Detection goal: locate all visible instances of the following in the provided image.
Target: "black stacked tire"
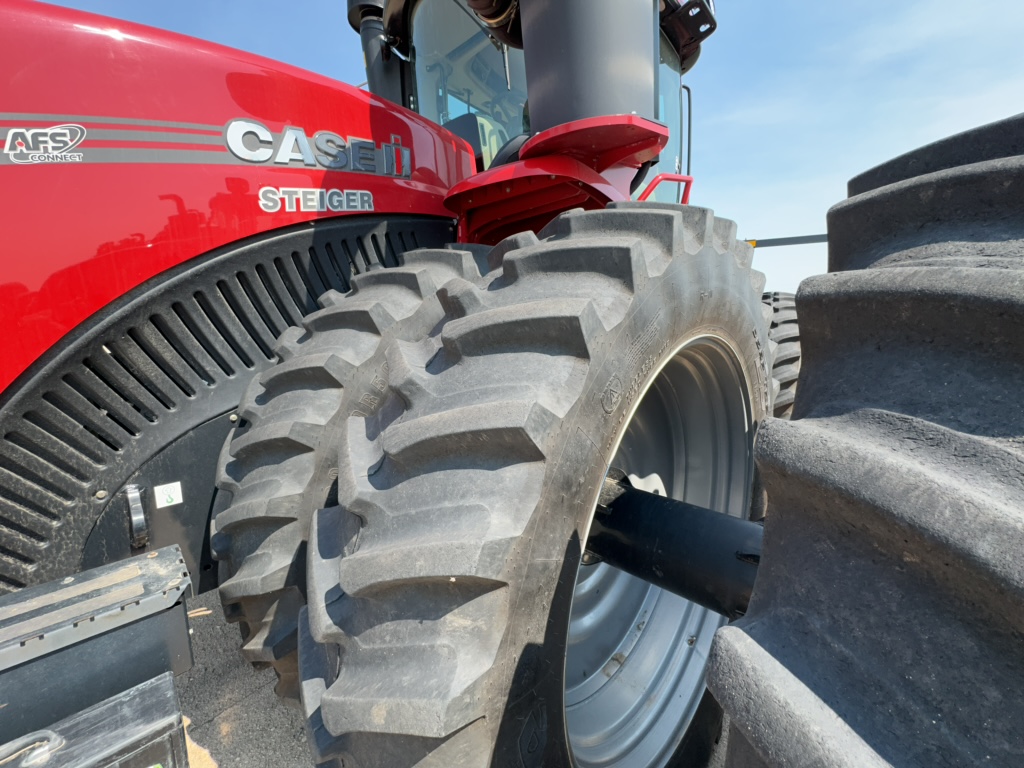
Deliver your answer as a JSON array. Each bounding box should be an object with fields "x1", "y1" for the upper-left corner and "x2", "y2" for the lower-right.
[
  {"x1": 297, "y1": 203, "x2": 775, "y2": 767},
  {"x1": 213, "y1": 246, "x2": 491, "y2": 699},
  {"x1": 760, "y1": 292, "x2": 800, "y2": 418},
  {"x1": 707, "y1": 113, "x2": 1024, "y2": 765}
]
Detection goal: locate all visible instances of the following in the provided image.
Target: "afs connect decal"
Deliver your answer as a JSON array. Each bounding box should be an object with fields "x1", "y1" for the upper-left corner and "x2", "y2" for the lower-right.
[
  {"x1": 224, "y1": 119, "x2": 412, "y2": 178},
  {"x1": 0, "y1": 115, "x2": 414, "y2": 183},
  {"x1": 4, "y1": 124, "x2": 86, "y2": 163}
]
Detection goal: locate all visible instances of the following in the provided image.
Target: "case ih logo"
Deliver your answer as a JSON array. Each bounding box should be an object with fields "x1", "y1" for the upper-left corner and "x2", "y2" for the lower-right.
[
  {"x1": 225, "y1": 118, "x2": 411, "y2": 178},
  {"x1": 4, "y1": 124, "x2": 86, "y2": 164}
]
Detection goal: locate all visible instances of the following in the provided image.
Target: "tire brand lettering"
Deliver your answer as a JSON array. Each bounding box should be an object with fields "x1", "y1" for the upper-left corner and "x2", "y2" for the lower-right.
[
  {"x1": 601, "y1": 376, "x2": 623, "y2": 414},
  {"x1": 518, "y1": 703, "x2": 547, "y2": 768},
  {"x1": 351, "y1": 361, "x2": 390, "y2": 418},
  {"x1": 225, "y1": 118, "x2": 412, "y2": 178},
  {"x1": 752, "y1": 329, "x2": 771, "y2": 413},
  {"x1": 601, "y1": 312, "x2": 668, "y2": 451},
  {"x1": 604, "y1": 338, "x2": 671, "y2": 453},
  {"x1": 625, "y1": 311, "x2": 663, "y2": 373},
  {"x1": 4, "y1": 124, "x2": 86, "y2": 164},
  {"x1": 258, "y1": 186, "x2": 373, "y2": 213}
]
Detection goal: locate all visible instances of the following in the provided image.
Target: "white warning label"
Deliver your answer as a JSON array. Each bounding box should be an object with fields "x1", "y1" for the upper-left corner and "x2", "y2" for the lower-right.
[{"x1": 154, "y1": 481, "x2": 184, "y2": 509}]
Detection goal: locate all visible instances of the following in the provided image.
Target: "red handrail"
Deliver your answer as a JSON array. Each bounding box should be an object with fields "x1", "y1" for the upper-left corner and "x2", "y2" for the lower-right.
[{"x1": 638, "y1": 173, "x2": 693, "y2": 204}]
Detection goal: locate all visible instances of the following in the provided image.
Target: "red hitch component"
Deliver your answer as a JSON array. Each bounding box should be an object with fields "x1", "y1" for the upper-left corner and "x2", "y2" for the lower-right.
[
  {"x1": 446, "y1": 116, "x2": 669, "y2": 244},
  {"x1": 638, "y1": 173, "x2": 694, "y2": 204}
]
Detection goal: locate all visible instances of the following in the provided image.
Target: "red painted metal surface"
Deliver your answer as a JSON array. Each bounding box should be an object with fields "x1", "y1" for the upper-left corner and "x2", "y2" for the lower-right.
[
  {"x1": 0, "y1": 1, "x2": 474, "y2": 394},
  {"x1": 446, "y1": 156, "x2": 625, "y2": 244},
  {"x1": 519, "y1": 115, "x2": 668, "y2": 172},
  {"x1": 446, "y1": 115, "x2": 668, "y2": 244},
  {"x1": 638, "y1": 173, "x2": 694, "y2": 204}
]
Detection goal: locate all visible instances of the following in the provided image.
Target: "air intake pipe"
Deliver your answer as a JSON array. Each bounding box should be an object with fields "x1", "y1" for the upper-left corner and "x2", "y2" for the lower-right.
[
  {"x1": 348, "y1": 0, "x2": 403, "y2": 105},
  {"x1": 518, "y1": 0, "x2": 657, "y2": 134}
]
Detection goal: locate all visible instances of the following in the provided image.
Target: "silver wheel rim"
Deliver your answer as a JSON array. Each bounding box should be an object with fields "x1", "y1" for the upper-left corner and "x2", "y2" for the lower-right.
[{"x1": 564, "y1": 337, "x2": 755, "y2": 767}]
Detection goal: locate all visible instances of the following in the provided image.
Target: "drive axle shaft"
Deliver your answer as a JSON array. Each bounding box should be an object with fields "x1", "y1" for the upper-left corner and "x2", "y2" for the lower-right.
[{"x1": 585, "y1": 474, "x2": 763, "y2": 620}]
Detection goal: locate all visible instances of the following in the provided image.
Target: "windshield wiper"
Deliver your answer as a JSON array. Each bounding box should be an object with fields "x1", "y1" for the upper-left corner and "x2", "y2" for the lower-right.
[{"x1": 502, "y1": 43, "x2": 511, "y2": 91}]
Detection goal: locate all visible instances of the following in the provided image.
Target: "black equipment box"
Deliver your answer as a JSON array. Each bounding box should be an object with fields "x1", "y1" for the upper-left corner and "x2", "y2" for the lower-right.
[{"x1": 0, "y1": 546, "x2": 193, "y2": 766}]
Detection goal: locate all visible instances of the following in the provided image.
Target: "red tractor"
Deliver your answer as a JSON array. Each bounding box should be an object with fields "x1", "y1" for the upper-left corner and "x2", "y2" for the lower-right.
[{"x1": 1, "y1": 0, "x2": 1021, "y2": 766}]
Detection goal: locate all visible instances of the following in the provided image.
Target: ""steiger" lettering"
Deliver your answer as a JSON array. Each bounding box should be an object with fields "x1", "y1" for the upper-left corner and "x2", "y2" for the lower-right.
[{"x1": 258, "y1": 186, "x2": 374, "y2": 213}]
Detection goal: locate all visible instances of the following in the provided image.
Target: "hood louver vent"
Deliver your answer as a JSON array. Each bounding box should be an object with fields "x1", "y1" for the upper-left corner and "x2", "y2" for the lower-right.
[{"x1": 0, "y1": 217, "x2": 452, "y2": 590}]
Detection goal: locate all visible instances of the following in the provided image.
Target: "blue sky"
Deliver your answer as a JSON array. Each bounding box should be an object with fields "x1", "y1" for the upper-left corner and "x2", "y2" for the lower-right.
[{"x1": 48, "y1": 0, "x2": 1024, "y2": 292}]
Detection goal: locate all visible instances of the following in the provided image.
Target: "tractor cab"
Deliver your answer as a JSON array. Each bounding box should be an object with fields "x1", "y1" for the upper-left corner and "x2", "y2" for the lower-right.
[
  {"x1": 407, "y1": 0, "x2": 529, "y2": 169},
  {"x1": 352, "y1": 0, "x2": 715, "y2": 203}
]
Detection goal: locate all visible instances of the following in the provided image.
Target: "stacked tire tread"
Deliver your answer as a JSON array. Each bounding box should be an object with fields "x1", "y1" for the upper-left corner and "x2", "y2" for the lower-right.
[
  {"x1": 760, "y1": 292, "x2": 800, "y2": 418},
  {"x1": 214, "y1": 247, "x2": 489, "y2": 699},
  {"x1": 707, "y1": 115, "x2": 1024, "y2": 766}
]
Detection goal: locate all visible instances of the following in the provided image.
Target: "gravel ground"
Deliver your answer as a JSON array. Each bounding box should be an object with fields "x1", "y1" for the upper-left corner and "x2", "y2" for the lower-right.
[{"x1": 176, "y1": 589, "x2": 314, "y2": 768}]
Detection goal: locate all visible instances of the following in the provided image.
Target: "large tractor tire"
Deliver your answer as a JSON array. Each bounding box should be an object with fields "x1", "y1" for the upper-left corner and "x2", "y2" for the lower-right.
[
  {"x1": 296, "y1": 203, "x2": 776, "y2": 767},
  {"x1": 760, "y1": 292, "x2": 800, "y2": 418},
  {"x1": 213, "y1": 245, "x2": 491, "y2": 699},
  {"x1": 707, "y1": 113, "x2": 1024, "y2": 765}
]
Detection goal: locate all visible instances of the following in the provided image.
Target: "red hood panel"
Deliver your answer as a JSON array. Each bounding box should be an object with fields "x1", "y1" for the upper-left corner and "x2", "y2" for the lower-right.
[{"x1": 0, "y1": 0, "x2": 474, "y2": 393}]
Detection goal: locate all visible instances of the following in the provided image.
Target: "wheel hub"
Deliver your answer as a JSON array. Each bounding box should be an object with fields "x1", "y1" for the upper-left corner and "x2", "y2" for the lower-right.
[{"x1": 563, "y1": 338, "x2": 756, "y2": 767}]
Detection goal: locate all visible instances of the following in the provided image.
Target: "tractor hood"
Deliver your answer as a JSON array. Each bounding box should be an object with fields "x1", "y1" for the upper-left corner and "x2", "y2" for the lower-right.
[{"x1": 0, "y1": 0, "x2": 474, "y2": 392}]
